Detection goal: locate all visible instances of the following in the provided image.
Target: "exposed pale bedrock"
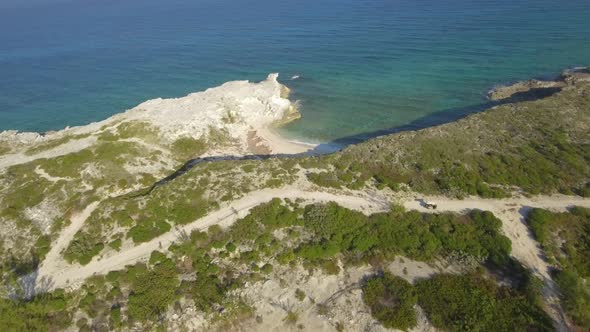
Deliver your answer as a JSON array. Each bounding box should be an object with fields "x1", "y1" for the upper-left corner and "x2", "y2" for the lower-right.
[
  {"x1": 117, "y1": 73, "x2": 306, "y2": 153},
  {"x1": 0, "y1": 74, "x2": 311, "y2": 169}
]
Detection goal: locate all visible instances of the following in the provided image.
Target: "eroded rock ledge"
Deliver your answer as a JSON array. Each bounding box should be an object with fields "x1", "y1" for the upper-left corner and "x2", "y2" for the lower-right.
[{"x1": 487, "y1": 67, "x2": 590, "y2": 101}]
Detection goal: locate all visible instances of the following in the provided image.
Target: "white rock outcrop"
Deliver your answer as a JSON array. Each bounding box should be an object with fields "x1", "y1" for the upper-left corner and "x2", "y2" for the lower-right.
[{"x1": 119, "y1": 73, "x2": 297, "y2": 142}]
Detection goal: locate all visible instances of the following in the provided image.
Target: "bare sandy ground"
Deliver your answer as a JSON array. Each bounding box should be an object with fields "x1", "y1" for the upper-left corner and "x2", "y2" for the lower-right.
[
  {"x1": 38, "y1": 202, "x2": 100, "y2": 288},
  {"x1": 233, "y1": 257, "x2": 448, "y2": 332},
  {"x1": 255, "y1": 126, "x2": 315, "y2": 155}
]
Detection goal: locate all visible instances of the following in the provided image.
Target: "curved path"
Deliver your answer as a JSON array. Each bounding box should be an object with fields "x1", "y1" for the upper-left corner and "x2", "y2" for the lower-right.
[
  {"x1": 38, "y1": 187, "x2": 590, "y2": 331},
  {"x1": 37, "y1": 187, "x2": 390, "y2": 290},
  {"x1": 404, "y1": 194, "x2": 590, "y2": 332}
]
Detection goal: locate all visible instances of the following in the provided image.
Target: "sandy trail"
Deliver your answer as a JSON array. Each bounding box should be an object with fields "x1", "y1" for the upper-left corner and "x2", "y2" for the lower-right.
[
  {"x1": 0, "y1": 136, "x2": 97, "y2": 170},
  {"x1": 37, "y1": 201, "x2": 100, "y2": 289},
  {"x1": 403, "y1": 195, "x2": 590, "y2": 279},
  {"x1": 37, "y1": 188, "x2": 389, "y2": 291},
  {"x1": 38, "y1": 188, "x2": 590, "y2": 330},
  {"x1": 404, "y1": 194, "x2": 590, "y2": 332}
]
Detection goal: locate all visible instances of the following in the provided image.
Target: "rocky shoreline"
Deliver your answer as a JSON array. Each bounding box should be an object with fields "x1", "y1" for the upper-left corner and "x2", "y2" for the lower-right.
[
  {"x1": 487, "y1": 67, "x2": 590, "y2": 101},
  {"x1": 0, "y1": 74, "x2": 313, "y2": 167}
]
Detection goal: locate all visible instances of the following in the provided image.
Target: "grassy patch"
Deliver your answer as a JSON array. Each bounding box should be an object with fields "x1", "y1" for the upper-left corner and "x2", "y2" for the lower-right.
[
  {"x1": 171, "y1": 136, "x2": 207, "y2": 160},
  {"x1": 0, "y1": 144, "x2": 11, "y2": 155},
  {"x1": 128, "y1": 219, "x2": 171, "y2": 244},
  {"x1": 108, "y1": 238, "x2": 122, "y2": 251},
  {"x1": 115, "y1": 121, "x2": 159, "y2": 141}
]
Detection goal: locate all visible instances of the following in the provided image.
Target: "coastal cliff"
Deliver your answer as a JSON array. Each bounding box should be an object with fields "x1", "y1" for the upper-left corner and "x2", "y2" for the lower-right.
[
  {"x1": 0, "y1": 73, "x2": 310, "y2": 168},
  {"x1": 0, "y1": 70, "x2": 589, "y2": 332}
]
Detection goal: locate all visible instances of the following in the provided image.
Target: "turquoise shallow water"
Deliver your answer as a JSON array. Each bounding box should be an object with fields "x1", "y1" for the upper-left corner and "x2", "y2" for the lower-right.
[{"x1": 1, "y1": 0, "x2": 589, "y2": 142}]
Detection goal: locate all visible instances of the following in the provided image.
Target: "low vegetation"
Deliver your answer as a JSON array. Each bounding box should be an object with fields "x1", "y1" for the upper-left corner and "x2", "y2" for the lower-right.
[
  {"x1": 0, "y1": 144, "x2": 11, "y2": 155},
  {"x1": 305, "y1": 82, "x2": 590, "y2": 197},
  {"x1": 63, "y1": 158, "x2": 297, "y2": 264},
  {"x1": 0, "y1": 198, "x2": 562, "y2": 330},
  {"x1": 171, "y1": 136, "x2": 207, "y2": 161},
  {"x1": 416, "y1": 272, "x2": 552, "y2": 331},
  {"x1": 362, "y1": 273, "x2": 417, "y2": 330},
  {"x1": 361, "y1": 270, "x2": 552, "y2": 332},
  {"x1": 25, "y1": 133, "x2": 91, "y2": 156},
  {"x1": 170, "y1": 199, "x2": 516, "y2": 319},
  {"x1": 127, "y1": 252, "x2": 179, "y2": 322},
  {"x1": 526, "y1": 207, "x2": 590, "y2": 328},
  {"x1": 0, "y1": 290, "x2": 73, "y2": 331}
]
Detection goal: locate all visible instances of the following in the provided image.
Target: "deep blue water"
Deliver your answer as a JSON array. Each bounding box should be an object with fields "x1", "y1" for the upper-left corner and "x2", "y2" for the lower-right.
[{"x1": 1, "y1": 0, "x2": 589, "y2": 142}]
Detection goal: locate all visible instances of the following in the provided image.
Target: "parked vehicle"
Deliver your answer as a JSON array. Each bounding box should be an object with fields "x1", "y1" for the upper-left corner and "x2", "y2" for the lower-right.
[{"x1": 424, "y1": 201, "x2": 438, "y2": 209}]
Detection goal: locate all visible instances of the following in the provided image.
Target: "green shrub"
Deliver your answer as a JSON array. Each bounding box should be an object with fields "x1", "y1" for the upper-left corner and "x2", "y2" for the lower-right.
[
  {"x1": 295, "y1": 289, "x2": 306, "y2": 301},
  {"x1": 525, "y1": 206, "x2": 590, "y2": 327},
  {"x1": 261, "y1": 263, "x2": 273, "y2": 274},
  {"x1": 554, "y1": 269, "x2": 590, "y2": 327},
  {"x1": 226, "y1": 242, "x2": 237, "y2": 252},
  {"x1": 307, "y1": 172, "x2": 341, "y2": 189},
  {"x1": 283, "y1": 311, "x2": 298, "y2": 325},
  {"x1": 110, "y1": 306, "x2": 122, "y2": 327},
  {"x1": 64, "y1": 232, "x2": 104, "y2": 265},
  {"x1": 526, "y1": 207, "x2": 590, "y2": 328},
  {"x1": 362, "y1": 273, "x2": 417, "y2": 331},
  {"x1": 416, "y1": 273, "x2": 553, "y2": 332},
  {"x1": 34, "y1": 235, "x2": 52, "y2": 260},
  {"x1": 127, "y1": 259, "x2": 179, "y2": 322},
  {"x1": 128, "y1": 219, "x2": 171, "y2": 243},
  {"x1": 320, "y1": 259, "x2": 340, "y2": 275},
  {"x1": 192, "y1": 276, "x2": 225, "y2": 312},
  {"x1": 0, "y1": 291, "x2": 73, "y2": 330},
  {"x1": 108, "y1": 239, "x2": 122, "y2": 251}
]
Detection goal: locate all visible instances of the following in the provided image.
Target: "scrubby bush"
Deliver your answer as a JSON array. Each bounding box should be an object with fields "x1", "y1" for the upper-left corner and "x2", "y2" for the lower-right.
[
  {"x1": 362, "y1": 273, "x2": 417, "y2": 330},
  {"x1": 34, "y1": 235, "x2": 52, "y2": 260},
  {"x1": 192, "y1": 276, "x2": 225, "y2": 312},
  {"x1": 416, "y1": 273, "x2": 552, "y2": 331},
  {"x1": 554, "y1": 269, "x2": 590, "y2": 327},
  {"x1": 526, "y1": 207, "x2": 590, "y2": 328},
  {"x1": 128, "y1": 219, "x2": 171, "y2": 243},
  {"x1": 108, "y1": 238, "x2": 122, "y2": 251},
  {"x1": 64, "y1": 232, "x2": 104, "y2": 265},
  {"x1": 127, "y1": 254, "x2": 179, "y2": 322},
  {"x1": 295, "y1": 289, "x2": 306, "y2": 301},
  {"x1": 0, "y1": 290, "x2": 73, "y2": 330}
]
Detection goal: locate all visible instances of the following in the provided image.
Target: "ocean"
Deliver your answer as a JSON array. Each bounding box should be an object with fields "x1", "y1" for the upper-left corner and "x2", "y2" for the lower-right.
[{"x1": 1, "y1": 0, "x2": 589, "y2": 143}]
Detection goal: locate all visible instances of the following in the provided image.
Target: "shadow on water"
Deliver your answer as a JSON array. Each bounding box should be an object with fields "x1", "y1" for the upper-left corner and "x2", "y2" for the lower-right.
[{"x1": 137, "y1": 86, "x2": 562, "y2": 196}]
